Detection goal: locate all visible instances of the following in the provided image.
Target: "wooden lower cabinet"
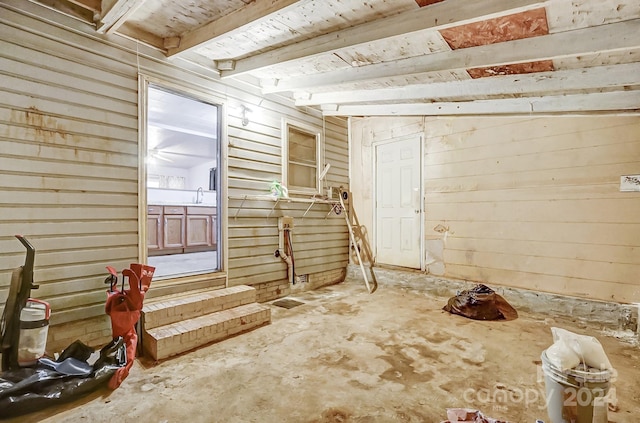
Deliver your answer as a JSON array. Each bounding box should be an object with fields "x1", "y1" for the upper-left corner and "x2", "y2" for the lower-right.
[
  {"x1": 147, "y1": 206, "x2": 163, "y2": 252},
  {"x1": 186, "y1": 206, "x2": 216, "y2": 251},
  {"x1": 164, "y1": 213, "x2": 186, "y2": 248},
  {"x1": 186, "y1": 214, "x2": 210, "y2": 246},
  {"x1": 148, "y1": 205, "x2": 216, "y2": 255}
]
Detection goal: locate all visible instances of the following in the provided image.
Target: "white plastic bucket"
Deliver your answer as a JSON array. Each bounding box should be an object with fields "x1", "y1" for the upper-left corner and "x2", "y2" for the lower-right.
[
  {"x1": 18, "y1": 299, "x2": 51, "y2": 366},
  {"x1": 541, "y1": 350, "x2": 610, "y2": 423}
]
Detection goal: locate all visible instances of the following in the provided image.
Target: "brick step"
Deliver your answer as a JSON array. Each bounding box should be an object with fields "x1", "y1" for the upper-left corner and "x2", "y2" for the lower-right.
[
  {"x1": 143, "y1": 302, "x2": 271, "y2": 360},
  {"x1": 142, "y1": 285, "x2": 256, "y2": 329},
  {"x1": 144, "y1": 274, "x2": 226, "y2": 301},
  {"x1": 145, "y1": 286, "x2": 222, "y2": 303}
]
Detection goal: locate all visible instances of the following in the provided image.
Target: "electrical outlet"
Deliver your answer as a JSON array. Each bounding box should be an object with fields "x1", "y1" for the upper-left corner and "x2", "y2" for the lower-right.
[{"x1": 279, "y1": 216, "x2": 294, "y2": 230}]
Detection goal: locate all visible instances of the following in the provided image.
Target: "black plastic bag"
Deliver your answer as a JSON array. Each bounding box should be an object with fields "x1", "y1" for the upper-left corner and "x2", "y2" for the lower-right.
[
  {"x1": 443, "y1": 284, "x2": 518, "y2": 321},
  {"x1": 0, "y1": 337, "x2": 126, "y2": 419}
]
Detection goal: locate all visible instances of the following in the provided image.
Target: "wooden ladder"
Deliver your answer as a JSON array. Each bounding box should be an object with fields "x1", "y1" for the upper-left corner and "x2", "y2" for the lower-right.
[{"x1": 338, "y1": 188, "x2": 377, "y2": 293}]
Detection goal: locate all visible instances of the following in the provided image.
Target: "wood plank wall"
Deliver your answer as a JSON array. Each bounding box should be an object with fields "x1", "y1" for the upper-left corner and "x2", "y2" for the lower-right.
[
  {"x1": 351, "y1": 116, "x2": 640, "y2": 303},
  {"x1": 0, "y1": 2, "x2": 349, "y2": 328},
  {"x1": 0, "y1": 5, "x2": 140, "y2": 325},
  {"x1": 227, "y1": 114, "x2": 349, "y2": 293}
]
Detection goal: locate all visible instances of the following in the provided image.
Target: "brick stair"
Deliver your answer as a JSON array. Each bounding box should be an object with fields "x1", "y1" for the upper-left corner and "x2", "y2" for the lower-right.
[{"x1": 142, "y1": 285, "x2": 271, "y2": 360}]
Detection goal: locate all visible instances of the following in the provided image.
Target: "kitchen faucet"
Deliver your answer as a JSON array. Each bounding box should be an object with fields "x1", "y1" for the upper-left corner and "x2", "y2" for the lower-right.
[{"x1": 196, "y1": 187, "x2": 204, "y2": 204}]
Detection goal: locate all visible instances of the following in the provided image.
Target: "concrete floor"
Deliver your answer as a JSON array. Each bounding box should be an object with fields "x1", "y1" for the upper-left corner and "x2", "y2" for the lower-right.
[
  {"x1": 148, "y1": 251, "x2": 218, "y2": 279},
  {"x1": 8, "y1": 272, "x2": 640, "y2": 423}
]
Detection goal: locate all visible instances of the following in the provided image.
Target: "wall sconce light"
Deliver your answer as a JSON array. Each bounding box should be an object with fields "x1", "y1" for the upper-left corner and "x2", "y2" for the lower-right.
[{"x1": 240, "y1": 105, "x2": 251, "y2": 127}]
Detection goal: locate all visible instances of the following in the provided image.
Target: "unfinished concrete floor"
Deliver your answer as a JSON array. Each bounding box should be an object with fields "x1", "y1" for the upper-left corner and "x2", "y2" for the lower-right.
[{"x1": 9, "y1": 273, "x2": 640, "y2": 423}]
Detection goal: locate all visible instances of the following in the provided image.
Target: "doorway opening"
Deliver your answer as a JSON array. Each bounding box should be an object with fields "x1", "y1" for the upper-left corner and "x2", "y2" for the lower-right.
[{"x1": 144, "y1": 84, "x2": 222, "y2": 279}]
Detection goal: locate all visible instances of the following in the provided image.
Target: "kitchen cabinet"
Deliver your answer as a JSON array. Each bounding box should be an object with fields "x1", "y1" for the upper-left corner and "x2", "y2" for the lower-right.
[
  {"x1": 163, "y1": 206, "x2": 186, "y2": 249},
  {"x1": 186, "y1": 206, "x2": 216, "y2": 251},
  {"x1": 148, "y1": 205, "x2": 216, "y2": 255},
  {"x1": 147, "y1": 206, "x2": 162, "y2": 251},
  {"x1": 186, "y1": 214, "x2": 210, "y2": 246}
]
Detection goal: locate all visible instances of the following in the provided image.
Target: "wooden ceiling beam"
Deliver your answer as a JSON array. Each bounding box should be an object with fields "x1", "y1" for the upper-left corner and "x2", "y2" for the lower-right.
[
  {"x1": 296, "y1": 63, "x2": 640, "y2": 106},
  {"x1": 116, "y1": 24, "x2": 221, "y2": 74},
  {"x1": 222, "y1": 0, "x2": 545, "y2": 78},
  {"x1": 96, "y1": 0, "x2": 146, "y2": 34},
  {"x1": 265, "y1": 19, "x2": 640, "y2": 93},
  {"x1": 67, "y1": 0, "x2": 100, "y2": 13},
  {"x1": 33, "y1": 0, "x2": 95, "y2": 22},
  {"x1": 170, "y1": 53, "x2": 222, "y2": 77},
  {"x1": 166, "y1": 0, "x2": 301, "y2": 58},
  {"x1": 115, "y1": 22, "x2": 165, "y2": 50},
  {"x1": 320, "y1": 91, "x2": 640, "y2": 116}
]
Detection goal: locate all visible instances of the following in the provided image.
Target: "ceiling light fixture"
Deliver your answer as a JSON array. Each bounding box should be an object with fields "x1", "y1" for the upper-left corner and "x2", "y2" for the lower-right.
[{"x1": 149, "y1": 149, "x2": 173, "y2": 162}]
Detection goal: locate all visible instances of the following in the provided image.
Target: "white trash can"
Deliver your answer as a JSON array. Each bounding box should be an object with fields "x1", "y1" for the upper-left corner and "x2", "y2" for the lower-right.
[{"x1": 541, "y1": 349, "x2": 610, "y2": 423}]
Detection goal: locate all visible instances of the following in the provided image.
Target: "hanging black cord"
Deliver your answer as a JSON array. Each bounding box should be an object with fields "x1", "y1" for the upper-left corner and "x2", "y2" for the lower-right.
[
  {"x1": 286, "y1": 229, "x2": 295, "y2": 284},
  {"x1": 283, "y1": 229, "x2": 289, "y2": 283}
]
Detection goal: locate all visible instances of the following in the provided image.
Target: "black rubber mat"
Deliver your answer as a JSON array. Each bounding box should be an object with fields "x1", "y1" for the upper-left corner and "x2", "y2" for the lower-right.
[{"x1": 272, "y1": 298, "x2": 305, "y2": 309}]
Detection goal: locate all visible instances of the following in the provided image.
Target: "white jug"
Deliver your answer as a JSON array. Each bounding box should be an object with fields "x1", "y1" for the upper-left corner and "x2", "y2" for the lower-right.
[{"x1": 18, "y1": 299, "x2": 51, "y2": 366}]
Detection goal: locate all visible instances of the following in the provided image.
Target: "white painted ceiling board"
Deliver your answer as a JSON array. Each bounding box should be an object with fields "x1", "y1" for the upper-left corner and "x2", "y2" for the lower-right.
[
  {"x1": 30, "y1": 0, "x2": 640, "y2": 116},
  {"x1": 553, "y1": 48, "x2": 640, "y2": 70},
  {"x1": 125, "y1": 0, "x2": 248, "y2": 38},
  {"x1": 546, "y1": 0, "x2": 640, "y2": 32},
  {"x1": 333, "y1": 31, "x2": 452, "y2": 68},
  {"x1": 194, "y1": 0, "x2": 417, "y2": 60},
  {"x1": 221, "y1": 0, "x2": 547, "y2": 78},
  {"x1": 297, "y1": 63, "x2": 640, "y2": 105},
  {"x1": 296, "y1": 69, "x2": 471, "y2": 96},
  {"x1": 262, "y1": 20, "x2": 640, "y2": 93},
  {"x1": 252, "y1": 53, "x2": 352, "y2": 80},
  {"x1": 194, "y1": 19, "x2": 299, "y2": 60}
]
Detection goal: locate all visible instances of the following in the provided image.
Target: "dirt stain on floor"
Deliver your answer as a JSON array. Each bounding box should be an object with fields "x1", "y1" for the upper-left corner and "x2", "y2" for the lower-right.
[
  {"x1": 377, "y1": 343, "x2": 435, "y2": 386},
  {"x1": 317, "y1": 350, "x2": 359, "y2": 371},
  {"x1": 324, "y1": 301, "x2": 360, "y2": 316},
  {"x1": 414, "y1": 343, "x2": 443, "y2": 361},
  {"x1": 311, "y1": 407, "x2": 351, "y2": 423},
  {"x1": 425, "y1": 331, "x2": 450, "y2": 344},
  {"x1": 11, "y1": 280, "x2": 640, "y2": 423}
]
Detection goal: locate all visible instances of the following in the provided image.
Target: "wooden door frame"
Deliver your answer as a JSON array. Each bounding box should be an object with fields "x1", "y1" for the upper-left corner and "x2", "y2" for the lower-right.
[{"x1": 372, "y1": 134, "x2": 425, "y2": 270}]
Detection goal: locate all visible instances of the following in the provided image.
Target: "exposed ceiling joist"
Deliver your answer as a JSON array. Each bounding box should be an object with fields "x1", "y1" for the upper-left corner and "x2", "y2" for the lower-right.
[
  {"x1": 264, "y1": 19, "x2": 640, "y2": 94},
  {"x1": 221, "y1": 0, "x2": 545, "y2": 78},
  {"x1": 26, "y1": 0, "x2": 640, "y2": 116},
  {"x1": 296, "y1": 63, "x2": 640, "y2": 106},
  {"x1": 97, "y1": 0, "x2": 145, "y2": 34},
  {"x1": 33, "y1": 0, "x2": 95, "y2": 22},
  {"x1": 171, "y1": 53, "x2": 222, "y2": 77},
  {"x1": 321, "y1": 91, "x2": 640, "y2": 116},
  {"x1": 166, "y1": 0, "x2": 302, "y2": 58},
  {"x1": 67, "y1": 0, "x2": 100, "y2": 13},
  {"x1": 116, "y1": 21, "x2": 164, "y2": 49}
]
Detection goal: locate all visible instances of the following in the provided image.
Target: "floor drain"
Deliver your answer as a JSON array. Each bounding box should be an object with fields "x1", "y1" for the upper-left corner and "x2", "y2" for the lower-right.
[{"x1": 272, "y1": 298, "x2": 305, "y2": 309}]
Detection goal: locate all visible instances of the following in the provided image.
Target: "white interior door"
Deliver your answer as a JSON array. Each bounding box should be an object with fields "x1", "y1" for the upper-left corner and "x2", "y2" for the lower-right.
[{"x1": 375, "y1": 135, "x2": 422, "y2": 268}]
